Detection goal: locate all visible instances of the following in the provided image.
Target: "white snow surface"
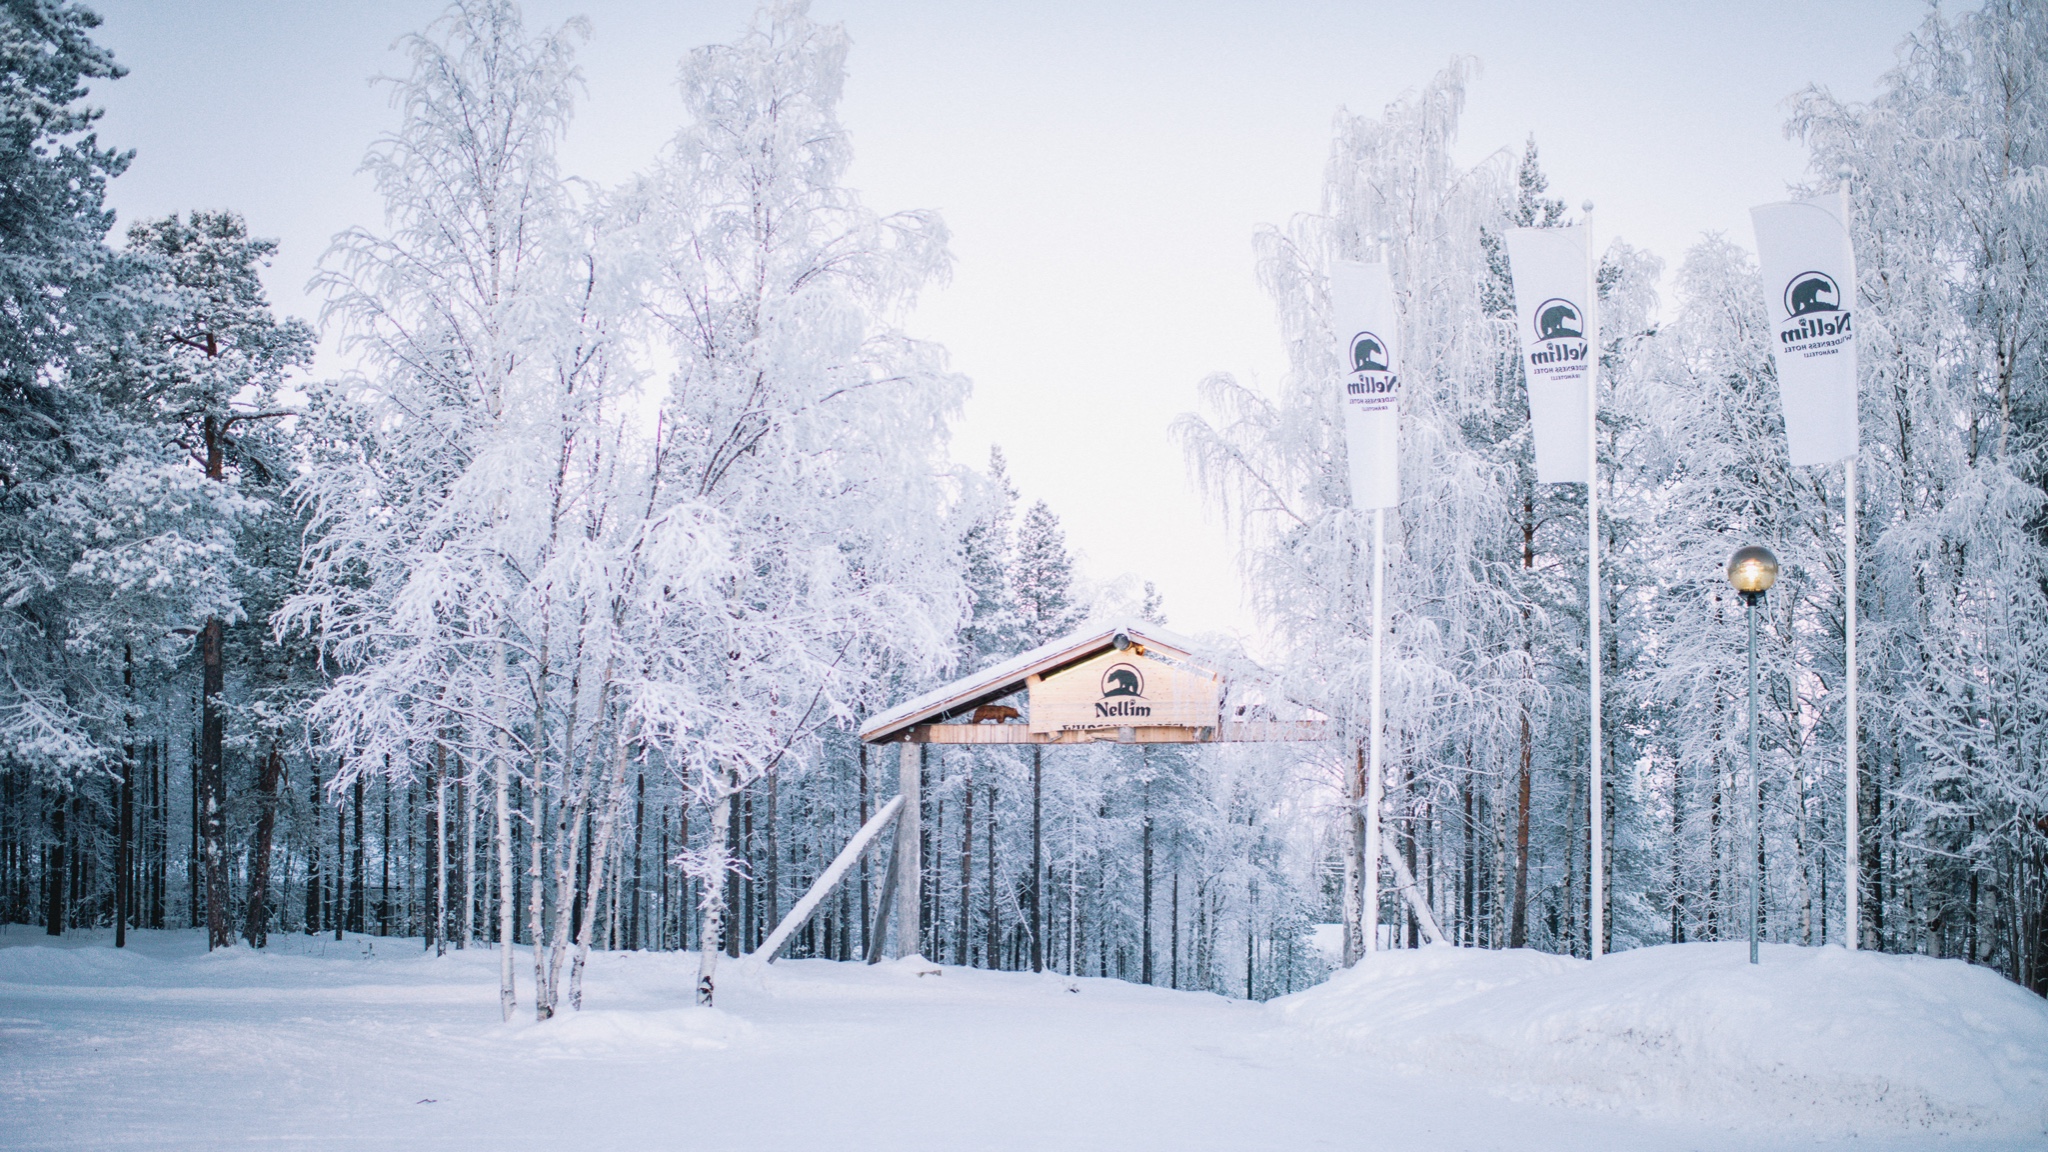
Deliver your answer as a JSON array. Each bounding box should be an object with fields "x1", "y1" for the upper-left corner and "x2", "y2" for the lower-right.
[
  {"x1": 1276, "y1": 941, "x2": 2048, "y2": 1138},
  {"x1": 3, "y1": 927, "x2": 2043, "y2": 1150}
]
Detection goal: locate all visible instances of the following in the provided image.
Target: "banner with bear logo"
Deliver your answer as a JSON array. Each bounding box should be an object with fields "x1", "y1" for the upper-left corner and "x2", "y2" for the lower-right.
[
  {"x1": 1504, "y1": 226, "x2": 1593, "y2": 485},
  {"x1": 1027, "y1": 650, "x2": 1220, "y2": 734},
  {"x1": 1751, "y1": 193, "x2": 1858, "y2": 466},
  {"x1": 1331, "y1": 260, "x2": 1401, "y2": 510}
]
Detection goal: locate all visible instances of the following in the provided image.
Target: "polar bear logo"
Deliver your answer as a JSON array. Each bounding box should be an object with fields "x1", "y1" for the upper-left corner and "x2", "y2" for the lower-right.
[
  {"x1": 1351, "y1": 332, "x2": 1390, "y2": 373},
  {"x1": 1536, "y1": 299, "x2": 1583, "y2": 342},
  {"x1": 1785, "y1": 271, "x2": 1841, "y2": 317},
  {"x1": 1101, "y1": 663, "x2": 1144, "y2": 699}
]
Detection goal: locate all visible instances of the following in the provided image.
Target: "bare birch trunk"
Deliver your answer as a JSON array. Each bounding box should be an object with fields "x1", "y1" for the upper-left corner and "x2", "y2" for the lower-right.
[
  {"x1": 543, "y1": 648, "x2": 603, "y2": 1013},
  {"x1": 1511, "y1": 710, "x2": 1533, "y2": 948},
  {"x1": 493, "y1": 642, "x2": 516, "y2": 1020},
  {"x1": 542, "y1": 785, "x2": 586, "y2": 1015},
  {"x1": 1343, "y1": 742, "x2": 1364, "y2": 965},
  {"x1": 957, "y1": 759, "x2": 973, "y2": 966},
  {"x1": 434, "y1": 742, "x2": 449, "y2": 958},
  {"x1": 696, "y1": 783, "x2": 734, "y2": 1006},
  {"x1": 461, "y1": 760, "x2": 475, "y2": 949},
  {"x1": 526, "y1": 628, "x2": 556, "y2": 1020},
  {"x1": 530, "y1": 769, "x2": 548, "y2": 1019},
  {"x1": 570, "y1": 729, "x2": 633, "y2": 1010}
]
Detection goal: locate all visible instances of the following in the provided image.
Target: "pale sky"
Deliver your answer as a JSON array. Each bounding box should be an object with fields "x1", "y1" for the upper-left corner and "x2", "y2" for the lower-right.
[{"x1": 89, "y1": 0, "x2": 1935, "y2": 646}]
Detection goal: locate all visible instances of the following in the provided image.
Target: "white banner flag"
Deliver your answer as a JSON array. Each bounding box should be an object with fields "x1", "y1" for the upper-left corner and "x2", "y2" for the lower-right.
[
  {"x1": 1332, "y1": 260, "x2": 1400, "y2": 509},
  {"x1": 1752, "y1": 194, "x2": 1858, "y2": 466},
  {"x1": 1505, "y1": 226, "x2": 1593, "y2": 485}
]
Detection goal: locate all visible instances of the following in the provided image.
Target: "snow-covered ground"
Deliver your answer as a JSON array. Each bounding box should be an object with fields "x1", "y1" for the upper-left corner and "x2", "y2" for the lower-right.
[{"x1": 3, "y1": 926, "x2": 2042, "y2": 1150}]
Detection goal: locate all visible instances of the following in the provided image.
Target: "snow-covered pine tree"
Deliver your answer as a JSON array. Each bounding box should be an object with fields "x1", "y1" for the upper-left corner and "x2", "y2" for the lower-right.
[
  {"x1": 957, "y1": 447, "x2": 1025, "y2": 672},
  {"x1": 1013, "y1": 500, "x2": 1083, "y2": 646},
  {"x1": 0, "y1": 0, "x2": 134, "y2": 835},
  {"x1": 106, "y1": 212, "x2": 313, "y2": 950}
]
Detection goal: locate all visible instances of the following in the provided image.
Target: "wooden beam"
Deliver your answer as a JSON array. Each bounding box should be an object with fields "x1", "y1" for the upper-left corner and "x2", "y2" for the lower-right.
[
  {"x1": 1221, "y1": 720, "x2": 1329, "y2": 743},
  {"x1": 897, "y1": 721, "x2": 1327, "y2": 745}
]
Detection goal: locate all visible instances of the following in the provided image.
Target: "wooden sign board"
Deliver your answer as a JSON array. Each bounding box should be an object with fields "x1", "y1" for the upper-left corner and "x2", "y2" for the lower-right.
[{"x1": 1028, "y1": 650, "x2": 1219, "y2": 735}]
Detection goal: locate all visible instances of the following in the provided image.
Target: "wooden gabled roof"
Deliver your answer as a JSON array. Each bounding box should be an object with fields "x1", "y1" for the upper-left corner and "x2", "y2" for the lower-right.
[{"x1": 858, "y1": 619, "x2": 1202, "y2": 744}]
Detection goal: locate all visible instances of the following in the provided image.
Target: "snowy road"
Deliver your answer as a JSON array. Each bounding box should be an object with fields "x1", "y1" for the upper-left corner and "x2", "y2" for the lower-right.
[{"x1": 0, "y1": 927, "x2": 2035, "y2": 1151}]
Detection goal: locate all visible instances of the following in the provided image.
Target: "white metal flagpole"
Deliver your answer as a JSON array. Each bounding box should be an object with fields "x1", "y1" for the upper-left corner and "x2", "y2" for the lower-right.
[
  {"x1": 1845, "y1": 455, "x2": 1859, "y2": 949},
  {"x1": 1584, "y1": 202, "x2": 1604, "y2": 960},
  {"x1": 1365, "y1": 506, "x2": 1387, "y2": 953},
  {"x1": 1841, "y1": 181, "x2": 1860, "y2": 952}
]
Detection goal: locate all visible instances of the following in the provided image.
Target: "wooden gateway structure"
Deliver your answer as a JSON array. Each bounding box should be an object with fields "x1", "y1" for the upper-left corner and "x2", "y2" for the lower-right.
[{"x1": 747, "y1": 619, "x2": 1441, "y2": 967}]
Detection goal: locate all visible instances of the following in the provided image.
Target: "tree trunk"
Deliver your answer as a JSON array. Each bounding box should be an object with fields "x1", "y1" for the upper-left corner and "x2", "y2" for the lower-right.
[
  {"x1": 764, "y1": 768, "x2": 779, "y2": 951},
  {"x1": 1031, "y1": 746, "x2": 1043, "y2": 972},
  {"x1": 188, "y1": 737, "x2": 199, "y2": 930},
  {"x1": 1462, "y1": 763, "x2": 1475, "y2": 946},
  {"x1": 632, "y1": 771, "x2": 644, "y2": 951},
  {"x1": 461, "y1": 759, "x2": 475, "y2": 950},
  {"x1": 118, "y1": 645, "x2": 134, "y2": 948},
  {"x1": 379, "y1": 770, "x2": 391, "y2": 936},
  {"x1": 44, "y1": 789, "x2": 63, "y2": 935},
  {"x1": 494, "y1": 643, "x2": 516, "y2": 1018},
  {"x1": 957, "y1": 758, "x2": 973, "y2": 966},
  {"x1": 434, "y1": 742, "x2": 448, "y2": 957},
  {"x1": 334, "y1": 761, "x2": 346, "y2": 942},
  {"x1": 1708, "y1": 760, "x2": 1723, "y2": 939},
  {"x1": 570, "y1": 729, "x2": 633, "y2": 1011},
  {"x1": 984, "y1": 778, "x2": 998, "y2": 968},
  {"x1": 1344, "y1": 742, "x2": 1364, "y2": 965},
  {"x1": 696, "y1": 785, "x2": 734, "y2": 1006},
  {"x1": 725, "y1": 787, "x2": 743, "y2": 959},
  {"x1": 351, "y1": 775, "x2": 366, "y2": 933},
  {"x1": 1170, "y1": 862, "x2": 1180, "y2": 989},
  {"x1": 197, "y1": 415, "x2": 232, "y2": 951},
  {"x1": 1510, "y1": 709, "x2": 1533, "y2": 949},
  {"x1": 543, "y1": 780, "x2": 588, "y2": 1017},
  {"x1": 305, "y1": 767, "x2": 322, "y2": 935},
  {"x1": 198, "y1": 614, "x2": 229, "y2": 949},
  {"x1": 1141, "y1": 775, "x2": 1154, "y2": 984},
  {"x1": 152, "y1": 740, "x2": 168, "y2": 929},
  {"x1": 684, "y1": 799, "x2": 700, "y2": 951},
  {"x1": 242, "y1": 743, "x2": 284, "y2": 947}
]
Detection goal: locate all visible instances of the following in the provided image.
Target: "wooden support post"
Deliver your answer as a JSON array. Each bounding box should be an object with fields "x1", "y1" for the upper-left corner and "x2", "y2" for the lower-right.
[
  {"x1": 895, "y1": 740, "x2": 922, "y2": 960},
  {"x1": 865, "y1": 837, "x2": 899, "y2": 965}
]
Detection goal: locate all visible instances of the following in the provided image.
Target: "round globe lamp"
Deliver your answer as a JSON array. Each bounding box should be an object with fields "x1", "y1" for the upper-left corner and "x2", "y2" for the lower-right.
[{"x1": 1726, "y1": 545, "x2": 1780, "y2": 601}]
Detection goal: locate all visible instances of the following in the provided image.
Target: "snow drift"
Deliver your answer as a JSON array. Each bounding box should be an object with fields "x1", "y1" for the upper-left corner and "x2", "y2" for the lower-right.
[{"x1": 1274, "y1": 941, "x2": 2048, "y2": 1136}]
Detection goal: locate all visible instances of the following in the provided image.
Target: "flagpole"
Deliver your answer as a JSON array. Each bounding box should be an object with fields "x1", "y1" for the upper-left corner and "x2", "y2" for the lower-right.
[
  {"x1": 1364, "y1": 504, "x2": 1386, "y2": 953},
  {"x1": 1584, "y1": 203, "x2": 1604, "y2": 960},
  {"x1": 1838, "y1": 179, "x2": 1860, "y2": 952},
  {"x1": 1845, "y1": 455, "x2": 1859, "y2": 949}
]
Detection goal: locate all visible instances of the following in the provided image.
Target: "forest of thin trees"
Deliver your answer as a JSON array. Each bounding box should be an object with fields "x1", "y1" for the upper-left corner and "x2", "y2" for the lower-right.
[{"x1": 2, "y1": 0, "x2": 2044, "y2": 1010}]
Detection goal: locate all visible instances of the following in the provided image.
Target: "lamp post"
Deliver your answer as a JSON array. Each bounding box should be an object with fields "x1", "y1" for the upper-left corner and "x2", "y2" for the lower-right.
[{"x1": 1727, "y1": 545, "x2": 1779, "y2": 965}]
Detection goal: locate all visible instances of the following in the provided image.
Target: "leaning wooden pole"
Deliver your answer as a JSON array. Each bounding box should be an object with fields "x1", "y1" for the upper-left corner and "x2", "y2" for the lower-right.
[{"x1": 755, "y1": 795, "x2": 904, "y2": 963}]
